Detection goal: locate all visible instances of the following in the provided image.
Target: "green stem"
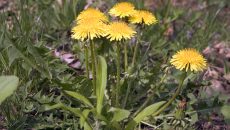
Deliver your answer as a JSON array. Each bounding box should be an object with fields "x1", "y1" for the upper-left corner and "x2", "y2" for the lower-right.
[
  {"x1": 152, "y1": 73, "x2": 187, "y2": 116},
  {"x1": 92, "y1": 40, "x2": 97, "y2": 69},
  {"x1": 131, "y1": 31, "x2": 141, "y2": 67},
  {"x1": 132, "y1": 40, "x2": 139, "y2": 67},
  {"x1": 84, "y1": 45, "x2": 89, "y2": 78},
  {"x1": 90, "y1": 40, "x2": 97, "y2": 95},
  {"x1": 116, "y1": 42, "x2": 121, "y2": 107},
  {"x1": 124, "y1": 41, "x2": 128, "y2": 72},
  {"x1": 122, "y1": 79, "x2": 132, "y2": 108}
]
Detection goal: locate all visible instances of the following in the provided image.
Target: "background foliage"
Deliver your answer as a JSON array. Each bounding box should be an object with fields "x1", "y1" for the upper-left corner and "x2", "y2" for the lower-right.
[{"x1": 0, "y1": 0, "x2": 229, "y2": 129}]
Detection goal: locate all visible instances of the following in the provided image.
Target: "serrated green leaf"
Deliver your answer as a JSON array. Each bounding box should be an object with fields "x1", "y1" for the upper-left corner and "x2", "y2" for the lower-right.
[
  {"x1": 190, "y1": 111, "x2": 198, "y2": 124},
  {"x1": 61, "y1": 104, "x2": 92, "y2": 130},
  {"x1": 42, "y1": 103, "x2": 92, "y2": 130},
  {"x1": 42, "y1": 103, "x2": 63, "y2": 111},
  {"x1": 0, "y1": 76, "x2": 19, "y2": 104},
  {"x1": 80, "y1": 109, "x2": 91, "y2": 129}
]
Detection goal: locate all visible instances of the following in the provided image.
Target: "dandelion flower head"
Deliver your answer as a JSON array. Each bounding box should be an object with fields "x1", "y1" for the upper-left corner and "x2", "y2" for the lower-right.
[
  {"x1": 129, "y1": 10, "x2": 157, "y2": 25},
  {"x1": 106, "y1": 21, "x2": 136, "y2": 41},
  {"x1": 170, "y1": 48, "x2": 207, "y2": 72},
  {"x1": 76, "y1": 8, "x2": 108, "y2": 24},
  {"x1": 71, "y1": 18, "x2": 107, "y2": 41},
  {"x1": 109, "y1": 2, "x2": 136, "y2": 18}
]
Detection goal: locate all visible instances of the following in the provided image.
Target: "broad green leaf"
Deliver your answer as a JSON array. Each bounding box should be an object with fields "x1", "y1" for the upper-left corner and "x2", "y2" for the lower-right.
[
  {"x1": 64, "y1": 90, "x2": 93, "y2": 108},
  {"x1": 125, "y1": 101, "x2": 165, "y2": 130},
  {"x1": 109, "y1": 107, "x2": 130, "y2": 122},
  {"x1": 190, "y1": 111, "x2": 198, "y2": 124},
  {"x1": 221, "y1": 105, "x2": 230, "y2": 124},
  {"x1": 96, "y1": 56, "x2": 107, "y2": 115},
  {"x1": 0, "y1": 76, "x2": 19, "y2": 104},
  {"x1": 7, "y1": 47, "x2": 20, "y2": 66}
]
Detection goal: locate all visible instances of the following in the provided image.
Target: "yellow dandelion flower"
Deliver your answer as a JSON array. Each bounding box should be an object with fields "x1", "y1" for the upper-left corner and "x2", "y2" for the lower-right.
[
  {"x1": 71, "y1": 19, "x2": 107, "y2": 41},
  {"x1": 129, "y1": 10, "x2": 157, "y2": 25},
  {"x1": 170, "y1": 48, "x2": 207, "y2": 72},
  {"x1": 76, "y1": 8, "x2": 108, "y2": 23},
  {"x1": 106, "y1": 22, "x2": 136, "y2": 41},
  {"x1": 109, "y1": 2, "x2": 136, "y2": 18}
]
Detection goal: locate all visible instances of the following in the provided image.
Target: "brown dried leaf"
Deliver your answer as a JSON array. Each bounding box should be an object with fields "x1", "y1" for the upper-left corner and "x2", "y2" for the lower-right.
[{"x1": 224, "y1": 74, "x2": 230, "y2": 81}]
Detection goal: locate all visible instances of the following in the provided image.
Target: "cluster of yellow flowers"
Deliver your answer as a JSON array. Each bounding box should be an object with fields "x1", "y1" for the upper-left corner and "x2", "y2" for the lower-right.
[
  {"x1": 71, "y1": 2, "x2": 157, "y2": 42},
  {"x1": 71, "y1": 2, "x2": 207, "y2": 72}
]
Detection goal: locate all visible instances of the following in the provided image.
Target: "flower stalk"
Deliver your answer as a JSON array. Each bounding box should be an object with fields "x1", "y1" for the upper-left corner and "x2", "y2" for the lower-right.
[
  {"x1": 124, "y1": 41, "x2": 128, "y2": 72},
  {"x1": 84, "y1": 44, "x2": 89, "y2": 78},
  {"x1": 131, "y1": 39, "x2": 139, "y2": 67},
  {"x1": 116, "y1": 42, "x2": 121, "y2": 107},
  {"x1": 131, "y1": 29, "x2": 142, "y2": 67},
  {"x1": 152, "y1": 72, "x2": 187, "y2": 116},
  {"x1": 122, "y1": 79, "x2": 131, "y2": 108}
]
